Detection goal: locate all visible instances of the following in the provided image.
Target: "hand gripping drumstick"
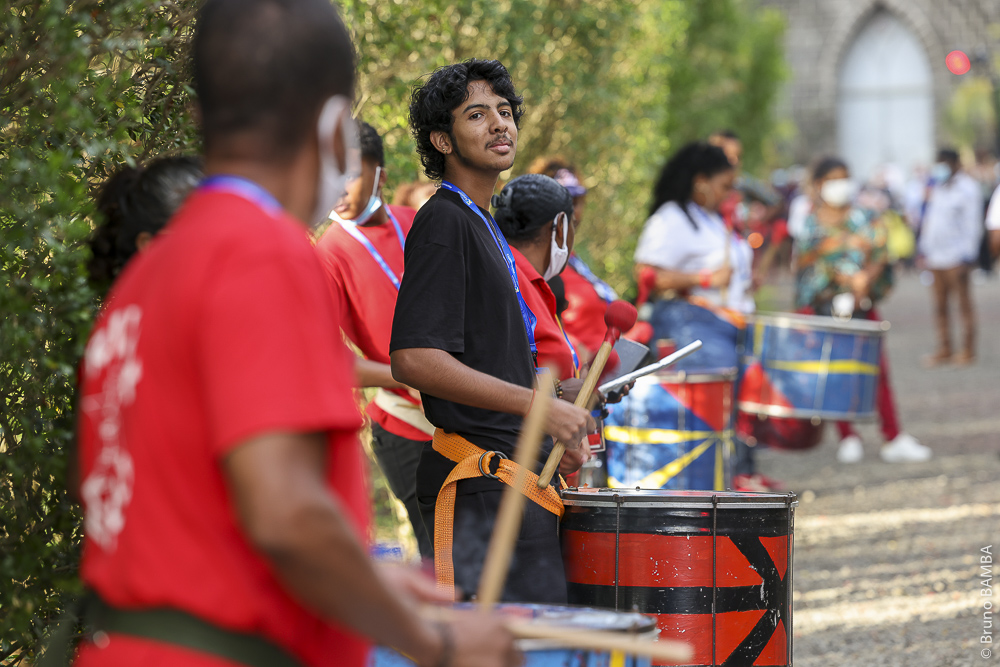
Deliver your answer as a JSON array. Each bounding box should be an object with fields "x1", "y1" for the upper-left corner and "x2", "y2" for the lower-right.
[
  {"x1": 536, "y1": 300, "x2": 637, "y2": 488},
  {"x1": 421, "y1": 605, "x2": 693, "y2": 664},
  {"x1": 477, "y1": 371, "x2": 553, "y2": 609}
]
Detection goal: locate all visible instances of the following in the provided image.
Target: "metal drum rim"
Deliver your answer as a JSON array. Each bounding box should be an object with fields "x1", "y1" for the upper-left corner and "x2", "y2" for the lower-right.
[
  {"x1": 750, "y1": 310, "x2": 890, "y2": 334},
  {"x1": 561, "y1": 488, "x2": 798, "y2": 509}
]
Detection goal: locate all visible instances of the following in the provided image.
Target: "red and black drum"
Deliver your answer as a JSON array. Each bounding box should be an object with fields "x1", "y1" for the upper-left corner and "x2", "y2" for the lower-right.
[{"x1": 561, "y1": 488, "x2": 797, "y2": 667}]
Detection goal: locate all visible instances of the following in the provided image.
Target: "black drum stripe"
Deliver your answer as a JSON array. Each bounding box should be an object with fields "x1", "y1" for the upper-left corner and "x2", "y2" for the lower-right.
[{"x1": 566, "y1": 582, "x2": 778, "y2": 615}]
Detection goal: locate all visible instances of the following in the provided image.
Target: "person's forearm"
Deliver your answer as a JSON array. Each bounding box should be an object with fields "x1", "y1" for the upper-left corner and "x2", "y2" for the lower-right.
[
  {"x1": 990, "y1": 229, "x2": 1000, "y2": 260},
  {"x1": 355, "y1": 358, "x2": 406, "y2": 389},
  {"x1": 264, "y1": 496, "x2": 440, "y2": 662},
  {"x1": 392, "y1": 348, "x2": 533, "y2": 417},
  {"x1": 636, "y1": 264, "x2": 697, "y2": 292},
  {"x1": 226, "y1": 435, "x2": 442, "y2": 665}
]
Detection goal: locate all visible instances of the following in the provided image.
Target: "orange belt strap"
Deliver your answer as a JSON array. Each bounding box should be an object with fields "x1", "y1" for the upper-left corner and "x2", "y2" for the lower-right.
[{"x1": 431, "y1": 428, "x2": 564, "y2": 595}]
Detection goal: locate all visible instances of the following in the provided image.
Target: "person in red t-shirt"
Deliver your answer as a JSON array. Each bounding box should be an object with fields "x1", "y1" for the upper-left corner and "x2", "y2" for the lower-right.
[
  {"x1": 527, "y1": 157, "x2": 618, "y2": 363},
  {"x1": 492, "y1": 174, "x2": 592, "y2": 479},
  {"x1": 492, "y1": 175, "x2": 581, "y2": 382},
  {"x1": 72, "y1": 2, "x2": 517, "y2": 667},
  {"x1": 315, "y1": 122, "x2": 434, "y2": 559}
]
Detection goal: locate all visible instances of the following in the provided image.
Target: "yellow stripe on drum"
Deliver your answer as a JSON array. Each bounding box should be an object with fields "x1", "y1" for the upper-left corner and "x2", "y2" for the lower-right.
[
  {"x1": 766, "y1": 359, "x2": 879, "y2": 375},
  {"x1": 603, "y1": 425, "x2": 717, "y2": 445},
  {"x1": 714, "y1": 437, "x2": 724, "y2": 490},
  {"x1": 610, "y1": 651, "x2": 626, "y2": 667},
  {"x1": 608, "y1": 438, "x2": 715, "y2": 489}
]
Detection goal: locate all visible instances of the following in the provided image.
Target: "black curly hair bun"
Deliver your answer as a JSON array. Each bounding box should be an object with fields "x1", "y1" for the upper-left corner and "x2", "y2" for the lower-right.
[{"x1": 492, "y1": 174, "x2": 573, "y2": 243}]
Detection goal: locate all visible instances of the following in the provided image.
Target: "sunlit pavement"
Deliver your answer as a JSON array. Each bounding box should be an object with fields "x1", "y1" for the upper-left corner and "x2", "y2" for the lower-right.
[{"x1": 755, "y1": 270, "x2": 1000, "y2": 666}]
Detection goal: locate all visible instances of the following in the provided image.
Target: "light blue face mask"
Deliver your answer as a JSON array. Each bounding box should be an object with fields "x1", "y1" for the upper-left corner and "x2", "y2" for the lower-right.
[
  {"x1": 931, "y1": 162, "x2": 952, "y2": 184},
  {"x1": 329, "y1": 166, "x2": 382, "y2": 225}
]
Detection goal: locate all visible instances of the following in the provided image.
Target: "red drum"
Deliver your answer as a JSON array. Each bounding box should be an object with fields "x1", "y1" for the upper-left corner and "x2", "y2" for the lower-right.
[
  {"x1": 737, "y1": 412, "x2": 825, "y2": 452},
  {"x1": 562, "y1": 488, "x2": 797, "y2": 667}
]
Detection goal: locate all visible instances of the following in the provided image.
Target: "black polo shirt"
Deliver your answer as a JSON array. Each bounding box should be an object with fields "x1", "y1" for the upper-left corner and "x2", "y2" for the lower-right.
[{"x1": 390, "y1": 187, "x2": 540, "y2": 458}]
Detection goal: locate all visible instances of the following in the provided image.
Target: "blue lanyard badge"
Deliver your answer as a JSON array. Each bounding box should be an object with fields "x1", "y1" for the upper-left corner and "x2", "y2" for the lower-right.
[
  {"x1": 567, "y1": 255, "x2": 617, "y2": 305},
  {"x1": 337, "y1": 207, "x2": 406, "y2": 290},
  {"x1": 556, "y1": 316, "x2": 580, "y2": 376},
  {"x1": 440, "y1": 181, "x2": 538, "y2": 361},
  {"x1": 199, "y1": 175, "x2": 283, "y2": 217}
]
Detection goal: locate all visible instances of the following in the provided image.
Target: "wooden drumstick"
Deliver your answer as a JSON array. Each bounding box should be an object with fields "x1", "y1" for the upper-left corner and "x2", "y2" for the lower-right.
[
  {"x1": 506, "y1": 621, "x2": 694, "y2": 664},
  {"x1": 536, "y1": 300, "x2": 637, "y2": 488},
  {"x1": 420, "y1": 606, "x2": 693, "y2": 664},
  {"x1": 477, "y1": 371, "x2": 554, "y2": 609}
]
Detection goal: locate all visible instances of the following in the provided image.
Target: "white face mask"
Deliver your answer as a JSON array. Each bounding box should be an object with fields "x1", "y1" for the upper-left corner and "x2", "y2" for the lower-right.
[
  {"x1": 312, "y1": 96, "x2": 360, "y2": 228},
  {"x1": 543, "y1": 211, "x2": 570, "y2": 281},
  {"x1": 329, "y1": 166, "x2": 382, "y2": 226},
  {"x1": 931, "y1": 162, "x2": 953, "y2": 184},
  {"x1": 820, "y1": 178, "x2": 857, "y2": 208}
]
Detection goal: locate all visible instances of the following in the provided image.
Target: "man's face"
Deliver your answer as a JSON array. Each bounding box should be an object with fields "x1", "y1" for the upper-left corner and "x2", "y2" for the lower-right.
[
  {"x1": 446, "y1": 80, "x2": 518, "y2": 173},
  {"x1": 334, "y1": 157, "x2": 380, "y2": 220}
]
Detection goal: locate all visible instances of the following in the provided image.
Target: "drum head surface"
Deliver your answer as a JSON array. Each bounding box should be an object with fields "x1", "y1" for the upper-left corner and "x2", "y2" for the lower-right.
[
  {"x1": 562, "y1": 487, "x2": 797, "y2": 508},
  {"x1": 453, "y1": 602, "x2": 656, "y2": 634}
]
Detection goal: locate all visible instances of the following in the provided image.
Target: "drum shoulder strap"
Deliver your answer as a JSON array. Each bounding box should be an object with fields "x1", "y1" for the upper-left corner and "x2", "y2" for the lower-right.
[
  {"x1": 431, "y1": 429, "x2": 564, "y2": 596},
  {"x1": 84, "y1": 595, "x2": 304, "y2": 667}
]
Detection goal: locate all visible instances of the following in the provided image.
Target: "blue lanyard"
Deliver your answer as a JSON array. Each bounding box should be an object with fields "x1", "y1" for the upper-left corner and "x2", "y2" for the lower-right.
[
  {"x1": 337, "y1": 207, "x2": 406, "y2": 290},
  {"x1": 198, "y1": 175, "x2": 283, "y2": 217},
  {"x1": 567, "y1": 255, "x2": 617, "y2": 304},
  {"x1": 440, "y1": 181, "x2": 538, "y2": 361},
  {"x1": 556, "y1": 316, "x2": 581, "y2": 376}
]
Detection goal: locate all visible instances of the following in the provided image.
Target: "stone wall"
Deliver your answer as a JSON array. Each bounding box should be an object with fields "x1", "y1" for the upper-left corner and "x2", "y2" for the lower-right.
[{"x1": 760, "y1": 0, "x2": 1000, "y2": 164}]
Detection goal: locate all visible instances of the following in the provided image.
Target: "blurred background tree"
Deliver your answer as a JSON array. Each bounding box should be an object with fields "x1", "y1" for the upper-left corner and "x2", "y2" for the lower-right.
[
  {"x1": 1, "y1": 1, "x2": 198, "y2": 663},
  {"x1": 1, "y1": 0, "x2": 785, "y2": 660},
  {"x1": 341, "y1": 0, "x2": 787, "y2": 294}
]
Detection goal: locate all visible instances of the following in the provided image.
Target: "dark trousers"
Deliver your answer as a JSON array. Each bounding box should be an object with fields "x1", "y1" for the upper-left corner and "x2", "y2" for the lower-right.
[
  {"x1": 369, "y1": 422, "x2": 433, "y2": 560},
  {"x1": 416, "y1": 444, "x2": 568, "y2": 603},
  {"x1": 930, "y1": 266, "x2": 975, "y2": 357}
]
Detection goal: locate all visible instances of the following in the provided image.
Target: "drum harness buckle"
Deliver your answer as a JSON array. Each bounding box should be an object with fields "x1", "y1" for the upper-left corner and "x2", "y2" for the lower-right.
[{"x1": 478, "y1": 450, "x2": 508, "y2": 480}]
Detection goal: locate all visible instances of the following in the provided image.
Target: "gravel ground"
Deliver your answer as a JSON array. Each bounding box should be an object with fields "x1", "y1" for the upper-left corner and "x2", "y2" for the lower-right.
[{"x1": 755, "y1": 270, "x2": 1000, "y2": 667}]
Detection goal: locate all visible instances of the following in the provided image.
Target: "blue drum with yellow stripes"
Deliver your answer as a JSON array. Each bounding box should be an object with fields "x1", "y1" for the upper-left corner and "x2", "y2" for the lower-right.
[
  {"x1": 739, "y1": 312, "x2": 887, "y2": 422},
  {"x1": 603, "y1": 369, "x2": 736, "y2": 491}
]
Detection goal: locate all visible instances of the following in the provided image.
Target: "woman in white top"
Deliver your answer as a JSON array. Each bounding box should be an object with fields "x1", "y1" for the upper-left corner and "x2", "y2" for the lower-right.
[
  {"x1": 635, "y1": 142, "x2": 754, "y2": 368},
  {"x1": 633, "y1": 142, "x2": 758, "y2": 484}
]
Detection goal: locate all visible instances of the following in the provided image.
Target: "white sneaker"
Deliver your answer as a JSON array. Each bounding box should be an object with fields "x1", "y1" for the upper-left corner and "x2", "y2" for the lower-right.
[
  {"x1": 837, "y1": 435, "x2": 864, "y2": 463},
  {"x1": 879, "y1": 433, "x2": 932, "y2": 463}
]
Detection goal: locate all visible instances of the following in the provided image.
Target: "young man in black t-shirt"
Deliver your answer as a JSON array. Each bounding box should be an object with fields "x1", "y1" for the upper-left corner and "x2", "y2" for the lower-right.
[{"x1": 390, "y1": 59, "x2": 595, "y2": 603}]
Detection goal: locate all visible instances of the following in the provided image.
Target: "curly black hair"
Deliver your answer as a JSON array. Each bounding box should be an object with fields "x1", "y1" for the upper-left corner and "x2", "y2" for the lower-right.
[
  {"x1": 88, "y1": 156, "x2": 202, "y2": 292},
  {"x1": 649, "y1": 142, "x2": 733, "y2": 228},
  {"x1": 358, "y1": 121, "x2": 385, "y2": 167},
  {"x1": 493, "y1": 174, "x2": 573, "y2": 244},
  {"x1": 408, "y1": 59, "x2": 524, "y2": 181}
]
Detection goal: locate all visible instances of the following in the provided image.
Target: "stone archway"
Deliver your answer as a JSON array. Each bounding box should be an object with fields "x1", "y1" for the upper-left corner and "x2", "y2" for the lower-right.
[{"x1": 836, "y1": 9, "x2": 935, "y2": 180}]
